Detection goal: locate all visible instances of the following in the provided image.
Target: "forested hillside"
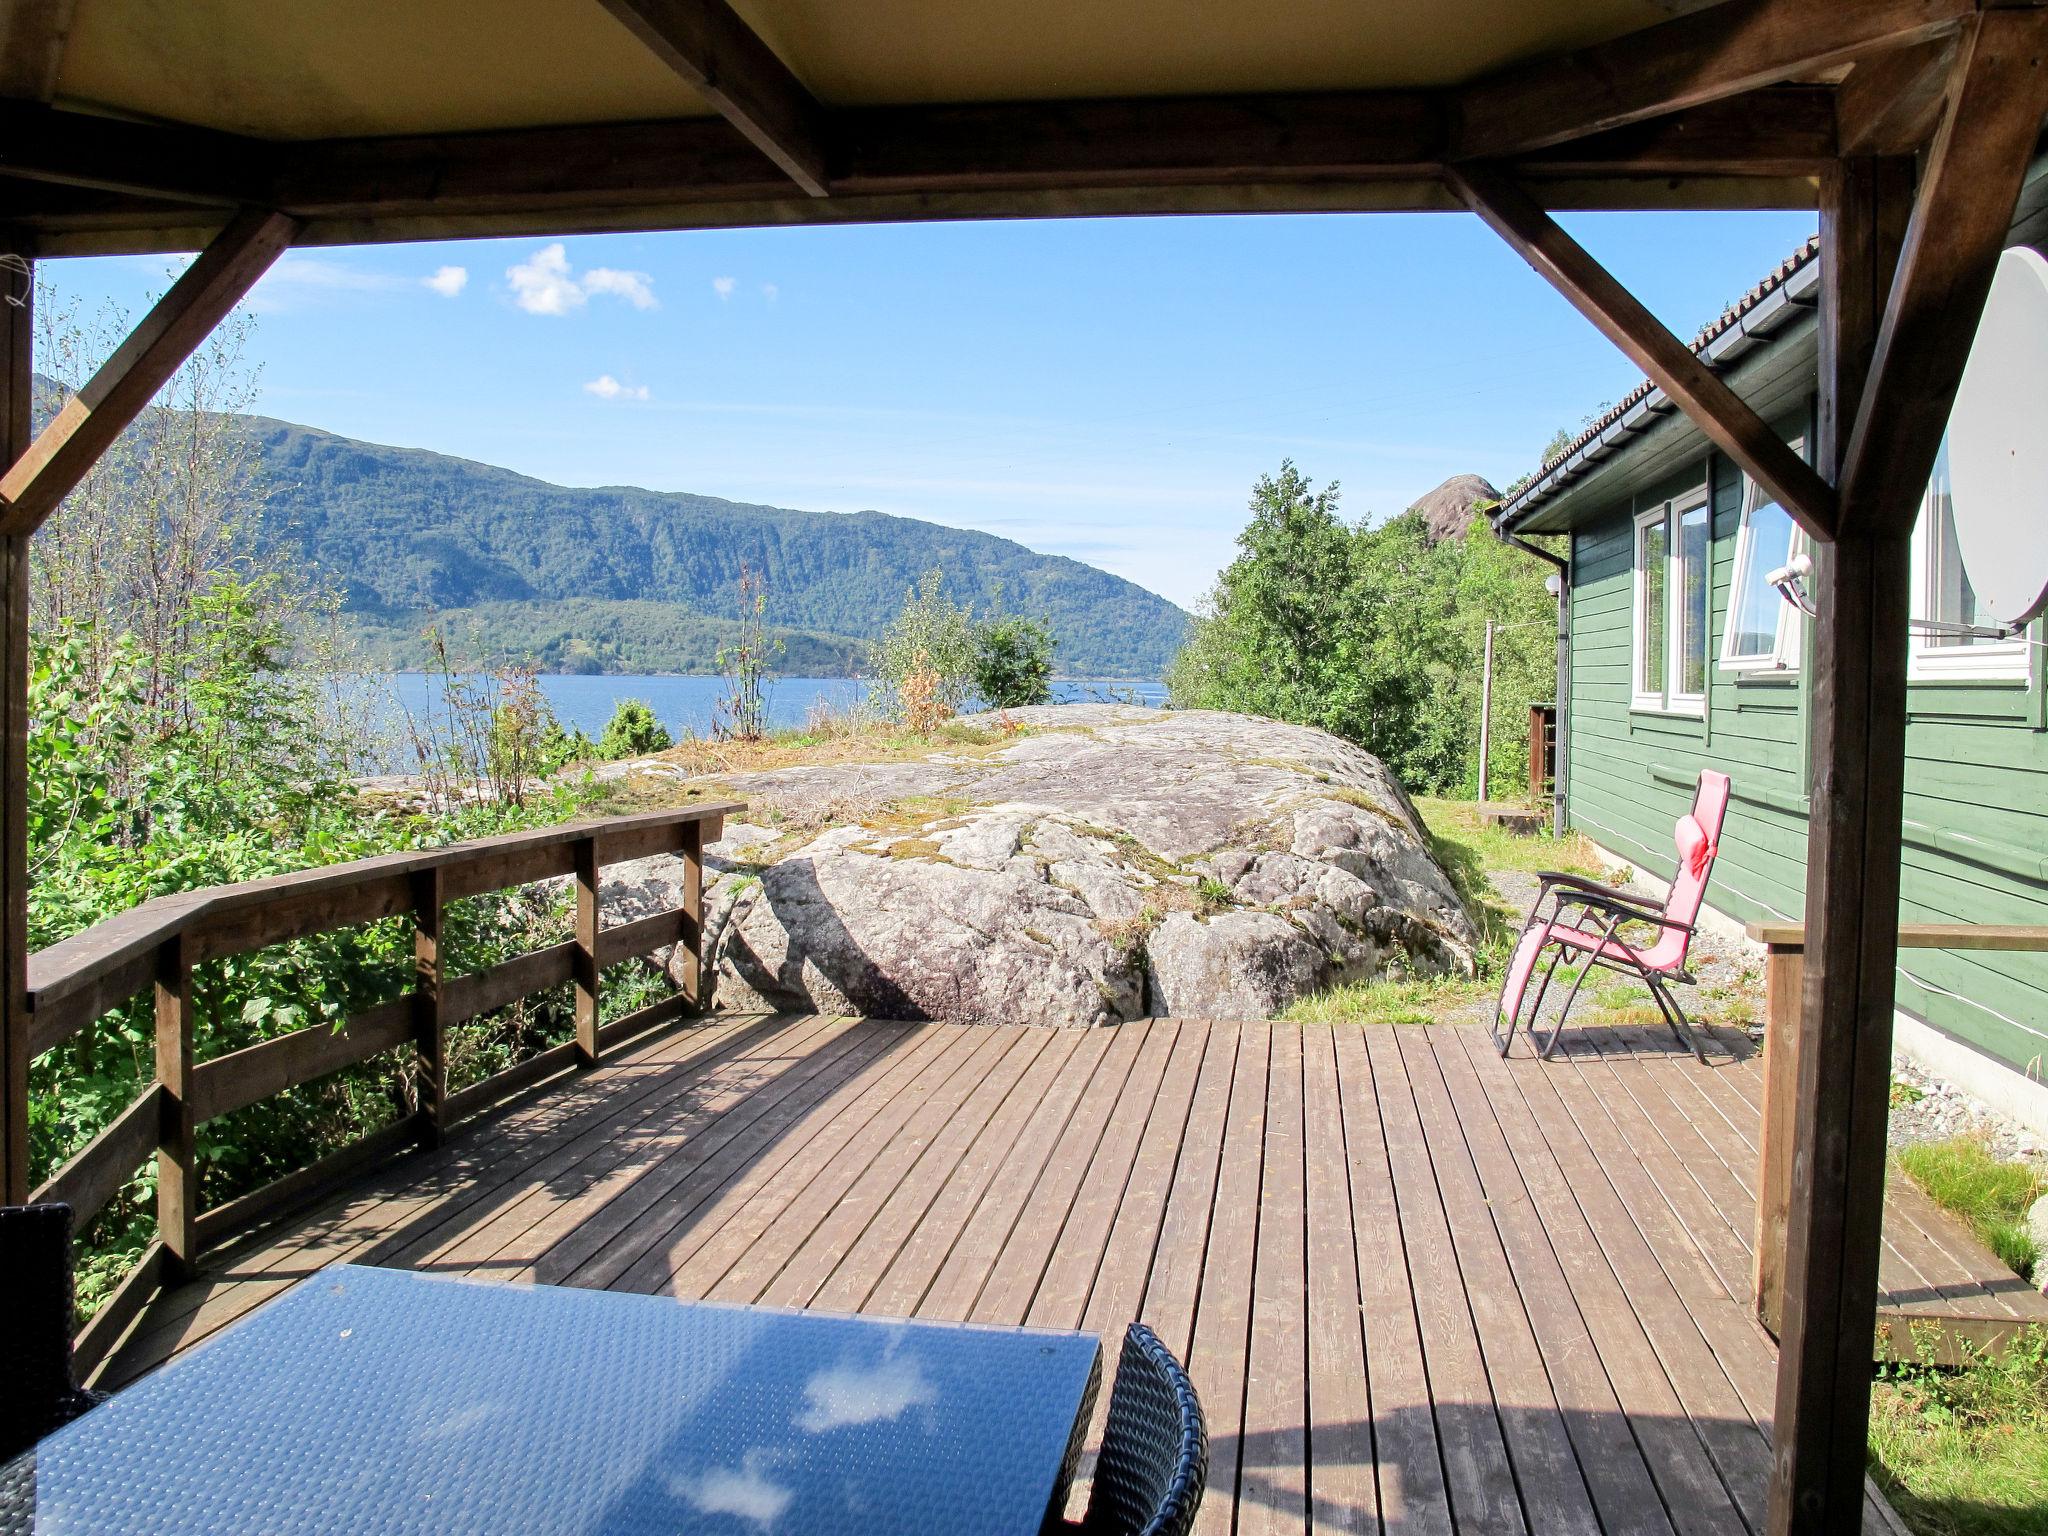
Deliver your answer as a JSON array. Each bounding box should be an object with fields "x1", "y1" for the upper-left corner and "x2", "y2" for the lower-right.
[{"x1": 244, "y1": 414, "x2": 1187, "y2": 675}]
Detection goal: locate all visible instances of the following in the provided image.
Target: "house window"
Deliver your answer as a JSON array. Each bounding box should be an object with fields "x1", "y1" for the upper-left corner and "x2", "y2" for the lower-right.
[
  {"x1": 1632, "y1": 489, "x2": 1709, "y2": 714},
  {"x1": 1721, "y1": 455, "x2": 1805, "y2": 672},
  {"x1": 1911, "y1": 437, "x2": 2029, "y2": 679}
]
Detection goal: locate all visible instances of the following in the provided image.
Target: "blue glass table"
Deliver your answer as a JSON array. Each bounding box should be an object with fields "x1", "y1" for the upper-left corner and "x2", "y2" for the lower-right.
[{"x1": 1, "y1": 1264, "x2": 1102, "y2": 1535}]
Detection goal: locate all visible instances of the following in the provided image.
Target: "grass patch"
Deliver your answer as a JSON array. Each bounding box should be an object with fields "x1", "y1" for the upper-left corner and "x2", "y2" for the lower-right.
[
  {"x1": 1894, "y1": 1137, "x2": 2045, "y2": 1283},
  {"x1": 1282, "y1": 972, "x2": 1490, "y2": 1028},
  {"x1": 1892, "y1": 1079, "x2": 1928, "y2": 1109},
  {"x1": 1868, "y1": 1328, "x2": 2048, "y2": 1536}
]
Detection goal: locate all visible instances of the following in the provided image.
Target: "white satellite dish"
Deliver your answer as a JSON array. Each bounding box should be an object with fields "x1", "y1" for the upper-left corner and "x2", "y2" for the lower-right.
[{"x1": 1946, "y1": 245, "x2": 2048, "y2": 628}]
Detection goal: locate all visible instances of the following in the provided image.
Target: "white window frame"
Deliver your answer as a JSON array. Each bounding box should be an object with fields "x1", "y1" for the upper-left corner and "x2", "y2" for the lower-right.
[
  {"x1": 1909, "y1": 441, "x2": 2030, "y2": 681},
  {"x1": 1719, "y1": 449, "x2": 1807, "y2": 675},
  {"x1": 1631, "y1": 487, "x2": 1710, "y2": 717}
]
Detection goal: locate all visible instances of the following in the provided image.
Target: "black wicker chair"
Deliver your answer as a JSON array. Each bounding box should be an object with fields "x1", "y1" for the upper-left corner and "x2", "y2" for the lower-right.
[
  {"x1": 1074, "y1": 1323, "x2": 1207, "y2": 1536},
  {"x1": 2, "y1": 1203, "x2": 105, "y2": 1463}
]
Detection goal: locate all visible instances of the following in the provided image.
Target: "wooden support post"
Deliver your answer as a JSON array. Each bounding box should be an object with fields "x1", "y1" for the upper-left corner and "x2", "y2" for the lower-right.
[
  {"x1": 1752, "y1": 938, "x2": 1806, "y2": 1332},
  {"x1": 1766, "y1": 154, "x2": 1912, "y2": 1536},
  {"x1": 153, "y1": 934, "x2": 197, "y2": 1278},
  {"x1": 0, "y1": 250, "x2": 27, "y2": 1207},
  {"x1": 573, "y1": 834, "x2": 601, "y2": 1066},
  {"x1": 0, "y1": 206, "x2": 295, "y2": 537},
  {"x1": 410, "y1": 868, "x2": 445, "y2": 1148},
  {"x1": 677, "y1": 819, "x2": 705, "y2": 1011},
  {"x1": 1446, "y1": 162, "x2": 1837, "y2": 541}
]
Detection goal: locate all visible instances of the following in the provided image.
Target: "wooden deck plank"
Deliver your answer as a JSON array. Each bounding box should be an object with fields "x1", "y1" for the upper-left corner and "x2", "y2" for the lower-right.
[
  {"x1": 1365, "y1": 1028, "x2": 1527, "y2": 1536},
  {"x1": 1434, "y1": 1028, "x2": 1749, "y2": 1536},
  {"x1": 1395, "y1": 1027, "x2": 1611, "y2": 1536},
  {"x1": 860, "y1": 1028, "x2": 1089, "y2": 1318},
  {"x1": 1238, "y1": 1024, "x2": 1309, "y2": 1536},
  {"x1": 967, "y1": 1022, "x2": 1155, "y2": 1326},
  {"x1": 757, "y1": 1025, "x2": 1031, "y2": 1310},
  {"x1": 685, "y1": 1024, "x2": 999, "y2": 1301},
  {"x1": 810, "y1": 1024, "x2": 1058, "y2": 1316},
  {"x1": 1015, "y1": 1024, "x2": 1179, "y2": 1335},
  {"x1": 1457, "y1": 1028, "x2": 1774, "y2": 1536},
  {"x1": 913, "y1": 1027, "x2": 1124, "y2": 1323},
  {"x1": 1186, "y1": 1022, "x2": 1271, "y2": 1536},
  {"x1": 1299, "y1": 1026, "x2": 1379, "y2": 1536},
  {"x1": 1330, "y1": 1025, "x2": 1450, "y2": 1536}
]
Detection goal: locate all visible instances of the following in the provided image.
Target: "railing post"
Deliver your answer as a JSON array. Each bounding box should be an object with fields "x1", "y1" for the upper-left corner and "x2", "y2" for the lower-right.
[
  {"x1": 574, "y1": 833, "x2": 601, "y2": 1066},
  {"x1": 678, "y1": 819, "x2": 706, "y2": 1011},
  {"x1": 154, "y1": 933, "x2": 197, "y2": 1279},
  {"x1": 1752, "y1": 938, "x2": 1805, "y2": 1332},
  {"x1": 411, "y1": 868, "x2": 446, "y2": 1147}
]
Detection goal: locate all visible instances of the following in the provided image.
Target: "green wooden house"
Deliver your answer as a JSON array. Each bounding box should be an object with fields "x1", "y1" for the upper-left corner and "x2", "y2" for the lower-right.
[{"x1": 1493, "y1": 175, "x2": 2048, "y2": 1137}]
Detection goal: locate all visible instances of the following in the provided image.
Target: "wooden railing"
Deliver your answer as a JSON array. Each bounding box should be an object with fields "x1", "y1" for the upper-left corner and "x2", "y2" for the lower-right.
[
  {"x1": 1747, "y1": 918, "x2": 2048, "y2": 1354},
  {"x1": 25, "y1": 800, "x2": 737, "y2": 1371}
]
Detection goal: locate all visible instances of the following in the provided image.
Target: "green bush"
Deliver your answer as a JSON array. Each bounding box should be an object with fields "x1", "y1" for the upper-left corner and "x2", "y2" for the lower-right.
[
  {"x1": 974, "y1": 615, "x2": 1055, "y2": 708},
  {"x1": 597, "y1": 698, "x2": 672, "y2": 758}
]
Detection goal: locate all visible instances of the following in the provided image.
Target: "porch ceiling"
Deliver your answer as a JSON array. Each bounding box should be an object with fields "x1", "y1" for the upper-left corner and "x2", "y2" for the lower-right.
[{"x1": 56, "y1": 0, "x2": 1671, "y2": 140}]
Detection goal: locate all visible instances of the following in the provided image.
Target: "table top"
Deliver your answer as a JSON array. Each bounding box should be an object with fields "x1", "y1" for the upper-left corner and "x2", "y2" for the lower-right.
[{"x1": 5, "y1": 1265, "x2": 1101, "y2": 1535}]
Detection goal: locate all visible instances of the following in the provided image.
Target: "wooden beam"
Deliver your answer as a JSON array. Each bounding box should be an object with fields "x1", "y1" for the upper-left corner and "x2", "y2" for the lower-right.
[
  {"x1": 0, "y1": 89, "x2": 1837, "y2": 252},
  {"x1": 1836, "y1": 36, "x2": 1957, "y2": 157},
  {"x1": 1452, "y1": 0, "x2": 1969, "y2": 160},
  {"x1": 1446, "y1": 161, "x2": 1838, "y2": 540},
  {"x1": 0, "y1": 206, "x2": 294, "y2": 536},
  {"x1": 0, "y1": 248, "x2": 26, "y2": 1206},
  {"x1": 593, "y1": 0, "x2": 829, "y2": 197},
  {"x1": 0, "y1": 0, "x2": 72, "y2": 103},
  {"x1": 1767, "y1": 154, "x2": 1913, "y2": 1536},
  {"x1": 1838, "y1": 8, "x2": 2048, "y2": 539}
]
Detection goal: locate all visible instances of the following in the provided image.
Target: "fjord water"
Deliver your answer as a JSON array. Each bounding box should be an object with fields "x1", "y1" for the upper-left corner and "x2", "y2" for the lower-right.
[{"x1": 383, "y1": 673, "x2": 1167, "y2": 741}]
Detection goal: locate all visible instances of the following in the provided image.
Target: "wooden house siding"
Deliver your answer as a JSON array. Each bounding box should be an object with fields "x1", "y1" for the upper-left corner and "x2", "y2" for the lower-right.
[{"x1": 1565, "y1": 422, "x2": 2048, "y2": 1085}]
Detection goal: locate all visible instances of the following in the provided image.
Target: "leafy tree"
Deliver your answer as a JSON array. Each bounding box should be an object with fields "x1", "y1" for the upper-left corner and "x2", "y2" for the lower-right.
[
  {"x1": 597, "y1": 698, "x2": 672, "y2": 758},
  {"x1": 1168, "y1": 461, "x2": 1557, "y2": 796},
  {"x1": 973, "y1": 615, "x2": 1055, "y2": 708}
]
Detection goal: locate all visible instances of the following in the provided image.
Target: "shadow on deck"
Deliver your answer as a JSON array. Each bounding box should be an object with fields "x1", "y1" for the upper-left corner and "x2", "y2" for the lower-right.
[{"x1": 91, "y1": 1015, "x2": 2041, "y2": 1535}]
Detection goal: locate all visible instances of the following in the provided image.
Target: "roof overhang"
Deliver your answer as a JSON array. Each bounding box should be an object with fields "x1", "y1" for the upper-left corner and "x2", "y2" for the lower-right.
[{"x1": 0, "y1": 0, "x2": 1950, "y2": 256}]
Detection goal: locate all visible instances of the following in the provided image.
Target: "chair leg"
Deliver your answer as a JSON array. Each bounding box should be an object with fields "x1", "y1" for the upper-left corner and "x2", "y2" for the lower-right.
[
  {"x1": 1534, "y1": 949, "x2": 1600, "y2": 1060},
  {"x1": 1647, "y1": 976, "x2": 1708, "y2": 1065}
]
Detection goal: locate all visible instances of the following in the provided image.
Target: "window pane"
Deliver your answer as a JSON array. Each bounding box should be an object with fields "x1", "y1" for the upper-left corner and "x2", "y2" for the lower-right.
[
  {"x1": 1679, "y1": 504, "x2": 1708, "y2": 696},
  {"x1": 1923, "y1": 438, "x2": 1990, "y2": 647},
  {"x1": 1640, "y1": 518, "x2": 1666, "y2": 697},
  {"x1": 1728, "y1": 497, "x2": 1795, "y2": 659}
]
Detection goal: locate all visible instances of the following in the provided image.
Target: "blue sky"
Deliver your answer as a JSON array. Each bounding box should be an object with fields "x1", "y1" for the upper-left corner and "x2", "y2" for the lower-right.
[{"x1": 44, "y1": 209, "x2": 1818, "y2": 609}]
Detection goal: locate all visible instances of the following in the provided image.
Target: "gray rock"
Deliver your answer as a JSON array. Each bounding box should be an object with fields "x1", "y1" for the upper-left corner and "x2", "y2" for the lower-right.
[{"x1": 676, "y1": 707, "x2": 1477, "y2": 1026}]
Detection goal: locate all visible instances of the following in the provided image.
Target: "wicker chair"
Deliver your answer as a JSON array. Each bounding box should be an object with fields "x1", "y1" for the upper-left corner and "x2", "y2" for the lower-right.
[
  {"x1": 1073, "y1": 1323, "x2": 1207, "y2": 1536},
  {"x1": 2, "y1": 1202, "x2": 105, "y2": 1462}
]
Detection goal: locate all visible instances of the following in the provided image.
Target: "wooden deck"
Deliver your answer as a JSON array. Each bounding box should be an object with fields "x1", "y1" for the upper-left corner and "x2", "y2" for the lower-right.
[{"x1": 94, "y1": 1015, "x2": 2045, "y2": 1535}]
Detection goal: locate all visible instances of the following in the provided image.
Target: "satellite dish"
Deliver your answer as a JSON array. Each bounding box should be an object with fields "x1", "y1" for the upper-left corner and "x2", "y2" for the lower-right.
[{"x1": 1946, "y1": 245, "x2": 2048, "y2": 628}]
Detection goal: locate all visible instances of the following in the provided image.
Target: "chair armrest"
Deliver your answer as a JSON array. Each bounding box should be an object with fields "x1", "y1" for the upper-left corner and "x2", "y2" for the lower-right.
[
  {"x1": 1561, "y1": 889, "x2": 1696, "y2": 935},
  {"x1": 1534, "y1": 870, "x2": 1634, "y2": 902}
]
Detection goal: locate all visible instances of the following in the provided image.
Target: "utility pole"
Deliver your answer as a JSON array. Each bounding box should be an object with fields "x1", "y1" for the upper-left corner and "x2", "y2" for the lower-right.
[{"x1": 1477, "y1": 620, "x2": 1495, "y2": 805}]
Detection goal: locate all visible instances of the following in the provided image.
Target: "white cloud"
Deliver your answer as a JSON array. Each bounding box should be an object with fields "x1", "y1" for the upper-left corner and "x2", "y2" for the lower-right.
[
  {"x1": 583, "y1": 266, "x2": 658, "y2": 309},
  {"x1": 761, "y1": 283, "x2": 779, "y2": 302},
  {"x1": 712, "y1": 276, "x2": 738, "y2": 300},
  {"x1": 507, "y1": 243, "x2": 658, "y2": 315},
  {"x1": 423, "y1": 265, "x2": 469, "y2": 297},
  {"x1": 584, "y1": 374, "x2": 650, "y2": 401}
]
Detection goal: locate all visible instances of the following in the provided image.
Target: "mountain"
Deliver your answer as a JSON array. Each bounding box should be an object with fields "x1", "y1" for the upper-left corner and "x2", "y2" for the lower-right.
[{"x1": 240, "y1": 414, "x2": 1189, "y2": 676}]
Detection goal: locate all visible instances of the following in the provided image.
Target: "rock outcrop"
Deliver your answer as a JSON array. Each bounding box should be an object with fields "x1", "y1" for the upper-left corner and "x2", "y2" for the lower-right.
[
  {"x1": 600, "y1": 707, "x2": 1479, "y2": 1027},
  {"x1": 1409, "y1": 473, "x2": 1502, "y2": 545}
]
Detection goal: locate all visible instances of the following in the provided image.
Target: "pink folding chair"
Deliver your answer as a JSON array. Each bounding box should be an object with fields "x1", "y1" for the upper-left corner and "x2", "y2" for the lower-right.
[{"x1": 1489, "y1": 770, "x2": 1731, "y2": 1063}]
